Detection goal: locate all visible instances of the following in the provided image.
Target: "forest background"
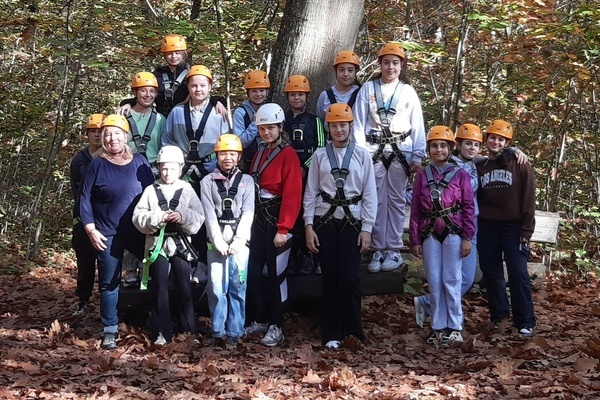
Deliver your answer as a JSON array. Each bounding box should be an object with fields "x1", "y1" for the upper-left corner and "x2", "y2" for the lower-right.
[{"x1": 0, "y1": 0, "x2": 598, "y2": 276}]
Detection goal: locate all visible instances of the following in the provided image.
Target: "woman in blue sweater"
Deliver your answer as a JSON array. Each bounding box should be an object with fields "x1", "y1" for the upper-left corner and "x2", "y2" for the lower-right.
[{"x1": 79, "y1": 114, "x2": 154, "y2": 350}]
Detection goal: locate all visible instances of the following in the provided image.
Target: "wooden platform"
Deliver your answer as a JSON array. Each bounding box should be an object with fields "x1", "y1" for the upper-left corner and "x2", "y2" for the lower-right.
[{"x1": 118, "y1": 265, "x2": 408, "y2": 315}]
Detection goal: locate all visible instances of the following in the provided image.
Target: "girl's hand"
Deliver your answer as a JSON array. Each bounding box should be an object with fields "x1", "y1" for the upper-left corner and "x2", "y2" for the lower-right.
[
  {"x1": 165, "y1": 211, "x2": 182, "y2": 224},
  {"x1": 273, "y1": 233, "x2": 288, "y2": 248},
  {"x1": 116, "y1": 104, "x2": 132, "y2": 117},
  {"x1": 214, "y1": 101, "x2": 229, "y2": 121},
  {"x1": 411, "y1": 245, "x2": 422, "y2": 259},
  {"x1": 357, "y1": 231, "x2": 371, "y2": 254},
  {"x1": 409, "y1": 161, "x2": 422, "y2": 174},
  {"x1": 305, "y1": 225, "x2": 319, "y2": 253},
  {"x1": 515, "y1": 148, "x2": 529, "y2": 164},
  {"x1": 460, "y1": 239, "x2": 472, "y2": 258}
]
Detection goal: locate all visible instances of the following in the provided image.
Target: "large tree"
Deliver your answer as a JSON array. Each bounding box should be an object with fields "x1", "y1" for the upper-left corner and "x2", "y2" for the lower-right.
[{"x1": 268, "y1": 0, "x2": 365, "y2": 111}]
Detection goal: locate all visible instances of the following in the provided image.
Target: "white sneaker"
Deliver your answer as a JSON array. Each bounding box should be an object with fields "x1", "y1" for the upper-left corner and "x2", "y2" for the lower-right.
[
  {"x1": 244, "y1": 321, "x2": 269, "y2": 336},
  {"x1": 381, "y1": 250, "x2": 402, "y2": 272},
  {"x1": 325, "y1": 340, "x2": 340, "y2": 350},
  {"x1": 123, "y1": 270, "x2": 139, "y2": 287},
  {"x1": 414, "y1": 296, "x2": 427, "y2": 328},
  {"x1": 260, "y1": 325, "x2": 284, "y2": 347},
  {"x1": 441, "y1": 330, "x2": 463, "y2": 347},
  {"x1": 154, "y1": 332, "x2": 167, "y2": 346},
  {"x1": 368, "y1": 251, "x2": 384, "y2": 273}
]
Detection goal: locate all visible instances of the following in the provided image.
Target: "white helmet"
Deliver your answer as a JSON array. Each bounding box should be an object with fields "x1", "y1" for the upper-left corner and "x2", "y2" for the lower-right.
[
  {"x1": 255, "y1": 103, "x2": 285, "y2": 126},
  {"x1": 157, "y1": 146, "x2": 185, "y2": 164}
]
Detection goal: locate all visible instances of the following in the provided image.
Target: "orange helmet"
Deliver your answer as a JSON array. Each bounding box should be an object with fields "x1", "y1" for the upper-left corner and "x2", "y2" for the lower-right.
[
  {"x1": 456, "y1": 123, "x2": 483, "y2": 143},
  {"x1": 485, "y1": 119, "x2": 513, "y2": 140},
  {"x1": 378, "y1": 42, "x2": 406, "y2": 60},
  {"x1": 284, "y1": 75, "x2": 311, "y2": 93},
  {"x1": 187, "y1": 65, "x2": 213, "y2": 83},
  {"x1": 244, "y1": 70, "x2": 270, "y2": 89},
  {"x1": 101, "y1": 114, "x2": 130, "y2": 134},
  {"x1": 427, "y1": 125, "x2": 455, "y2": 143},
  {"x1": 161, "y1": 34, "x2": 187, "y2": 53},
  {"x1": 325, "y1": 103, "x2": 353, "y2": 123},
  {"x1": 86, "y1": 113, "x2": 106, "y2": 129},
  {"x1": 333, "y1": 51, "x2": 360, "y2": 69},
  {"x1": 131, "y1": 72, "x2": 158, "y2": 88}
]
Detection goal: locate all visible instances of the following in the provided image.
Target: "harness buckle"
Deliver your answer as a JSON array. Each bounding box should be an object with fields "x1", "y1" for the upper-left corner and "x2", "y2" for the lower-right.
[
  {"x1": 164, "y1": 88, "x2": 174, "y2": 99},
  {"x1": 221, "y1": 198, "x2": 235, "y2": 212},
  {"x1": 292, "y1": 129, "x2": 304, "y2": 141},
  {"x1": 430, "y1": 189, "x2": 441, "y2": 200},
  {"x1": 136, "y1": 143, "x2": 147, "y2": 154}
]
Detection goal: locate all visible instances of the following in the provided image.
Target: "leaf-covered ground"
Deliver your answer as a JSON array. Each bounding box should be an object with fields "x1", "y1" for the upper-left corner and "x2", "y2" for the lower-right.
[{"x1": 0, "y1": 249, "x2": 599, "y2": 399}]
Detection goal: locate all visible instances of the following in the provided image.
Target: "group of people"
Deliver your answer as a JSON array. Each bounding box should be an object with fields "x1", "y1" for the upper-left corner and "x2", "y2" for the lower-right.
[{"x1": 70, "y1": 33, "x2": 537, "y2": 351}]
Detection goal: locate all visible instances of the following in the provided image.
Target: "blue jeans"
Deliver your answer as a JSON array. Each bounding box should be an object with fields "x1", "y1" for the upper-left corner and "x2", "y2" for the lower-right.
[
  {"x1": 422, "y1": 234, "x2": 463, "y2": 331},
  {"x1": 477, "y1": 219, "x2": 536, "y2": 328},
  {"x1": 96, "y1": 236, "x2": 122, "y2": 333},
  {"x1": 207, "y1": 246, "x2": 249, "y2": 338}
]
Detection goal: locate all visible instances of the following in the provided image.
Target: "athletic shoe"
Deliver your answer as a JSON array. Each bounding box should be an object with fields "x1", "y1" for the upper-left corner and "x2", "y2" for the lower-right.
[
  {"x1": 325, "y1": 340, "x2": 340, "y2": 350},
  {"x1": 260, "y1": 325, "x2": 284, "y2": 347},
  {"x1": 244, "y1": 321, "x2": 268, "y2": 336},
  {"x1": 368, "y1": 251, "x2": 384, "y2": 273},
  {"x1": 101, "y1": 332, "x2": 118, "y2": 350},
  {"x1": 426, "y1": 330, "x2": 445, "y2": 347},
  {"x1": 381, "y1": 250, "x2": 402, "y2": 272},
  {"x1": 205, "y1": 336, "x2": 225, "y2": 346},
  {"x1": 413, "y1": 296, "x2": 426, "y2": 328},
  {"x1": 123, "y1": 270, "x2": 139, "y2": 287},
  {"x1": 441, "y1": 330, "x2": 463, "y2": 347},
  {"x1": 226, "y1": 336, "x2": 239, "y2": 348},
  {"x1": 72, "y1": 301, "x2": 88, "y2": 317},
  {"x1": 519, "y1": 327, "x2": 534, "y2": 336},
  {"x1": 154, "y1": 332, "x2": 167, "y2": 346}
]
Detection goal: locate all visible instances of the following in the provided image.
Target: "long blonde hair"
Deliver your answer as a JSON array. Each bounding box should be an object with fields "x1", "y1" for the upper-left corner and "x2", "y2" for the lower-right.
[{"x1": 95, "y1": 126, "x2": 133, "y2": 160}]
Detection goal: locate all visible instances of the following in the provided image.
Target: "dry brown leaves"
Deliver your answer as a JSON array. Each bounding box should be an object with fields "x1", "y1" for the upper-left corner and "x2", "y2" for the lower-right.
[{"x1": 0, "y1": 261, "x2": 599, "y2": 399}]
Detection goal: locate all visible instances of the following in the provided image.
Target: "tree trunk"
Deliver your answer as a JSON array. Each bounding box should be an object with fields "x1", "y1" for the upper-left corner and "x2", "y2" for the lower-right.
[{"x1": 269, "y1": 0, "x2": 365, "y2": 112}]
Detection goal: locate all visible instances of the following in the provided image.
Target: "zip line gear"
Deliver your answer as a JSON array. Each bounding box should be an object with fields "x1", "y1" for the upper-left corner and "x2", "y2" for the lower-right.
[
  {"x1": 162, "y1": 68, "x2": 188, "y2": 108},
  {"x1": 325, "y1": 103, "x2": 353, "y2": 123},
  {"x1": 456, "y1": 123, "x2": 482, "y2": 143},
  {"x1": 284, "y1": 75, "x2": 311, "y2": 93},
  {"x1": 333, "y1": 50, "x2": 360, "y2": 69},
  {"x1": 244, "y1": 71, "x2": 270, "y2": 89},
  {"x1": 251, "y1": 142, "x2": 285, "y2": 230},
  {"x1": 157, "y1": 145, "x2": 185, "y2": 165},
  {"x1": 126, "y1": 109, "x2": 157, "y2": 158},
  {"x1": 419, "y1": 165, "x2": 462, "y2": 243},
  {"x1": 485, "y1": 119, "x2": 514, "y2": 141},
  {"x1": 131, "y1": 72, "x2": 158, "y2": 88},
  {"x1": 161, "y1": 34, "x2": 187, "y2": 53},
  {"x1": 255, "y1": 103, "x2": 285, "y2": 125},
  {"x1": 86, "y1": 114, "x2": 106, "y2": 129},
  {"x1": 180, "y1": 102, "x2": 215, "y2": 179},
  {"x1": 378, "y1": 42, "x2": 406, "y2": 60},
  {"x1": 101, "y1": 114, "x2": 130, "y2": 133},
  {"x1": 215, "y1": 171, "x2": 243, "y2": 231},
  {"x1": 326, "y1": 88, "x2": 359, "y2": 109},
  {"x1": 215, "y1": 134, "x2": 243, "y2": 152}
]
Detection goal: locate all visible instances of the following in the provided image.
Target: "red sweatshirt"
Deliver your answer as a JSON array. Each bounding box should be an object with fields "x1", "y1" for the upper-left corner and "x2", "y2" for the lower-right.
[{"x1": 253, "y1": 144, "x2": 302, "y2": 235}]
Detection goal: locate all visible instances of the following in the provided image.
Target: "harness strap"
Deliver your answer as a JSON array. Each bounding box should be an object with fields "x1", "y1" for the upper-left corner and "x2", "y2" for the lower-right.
[
  {"x1": 162, "y1": 68, "x2": 188, "y2": 101},
  {"x1": 251, "y1": 142, "x2": 285, "y2": 192},
  {"x1": 313, "y1": 142, "x2": 361, "y2": 232},
  {"x1": 420, "y1": 165, "x2": 463, "y2": 242},
  {"x1": 126, "y1": 108, "x2": 157, "y2": 158},
  {"x1": 215, "y1": 171, "x2": 243, "y2": 230},
  {"x1": 325, "y1": 87, "x2": 359, "y2": 108},
  {"x1": 371, "y1": 79, "x2": 410, "y2": 174},
  {"x1": 181, "y1": 102, "x2": 215, "y2": 178}
]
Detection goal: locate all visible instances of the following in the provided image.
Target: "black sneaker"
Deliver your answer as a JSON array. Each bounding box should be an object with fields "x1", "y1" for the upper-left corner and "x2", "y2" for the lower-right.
[{"x1": 101, "y1": 332, "x2": 118, "y2": 350}]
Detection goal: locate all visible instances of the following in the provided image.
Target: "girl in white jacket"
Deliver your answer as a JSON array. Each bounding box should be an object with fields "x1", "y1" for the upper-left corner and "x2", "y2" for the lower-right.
[{"x1": 132, "y1": 146, "x2": 205, "y2": 345}]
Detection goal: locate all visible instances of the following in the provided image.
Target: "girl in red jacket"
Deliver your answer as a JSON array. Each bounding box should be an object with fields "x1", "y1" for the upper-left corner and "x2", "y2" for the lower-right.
[{"x1": 244, "y1": 103, "x2": 303, "y2": 347}]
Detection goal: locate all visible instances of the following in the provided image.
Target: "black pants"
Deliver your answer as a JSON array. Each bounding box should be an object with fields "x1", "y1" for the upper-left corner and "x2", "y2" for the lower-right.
[
  {"x1": 72, "y1": 222, "x2": 97, "y2": 303},
  {"x1": 246, "y1": 213, "x2": 291, "y2": 327},
  {"x1": 315, "y1": 218, "x2": 364, "y2": 344},
  {"x1": 150, "y1": 254, "x2": 197, "y2": 342}
]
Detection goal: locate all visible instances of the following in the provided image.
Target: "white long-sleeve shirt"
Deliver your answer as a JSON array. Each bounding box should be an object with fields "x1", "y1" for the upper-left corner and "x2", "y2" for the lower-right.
[
  {"x1": 303, "y1": 144, "x2": 377, "y2": 233},
  {"x1": 351, "y1": 79, "x2": 426, "y2": 164}
]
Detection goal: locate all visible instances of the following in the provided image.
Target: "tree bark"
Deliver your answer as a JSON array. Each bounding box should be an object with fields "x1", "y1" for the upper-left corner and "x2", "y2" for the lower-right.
[{"x1": 269, "y1": 0, "x2": 365, "y2": 112}]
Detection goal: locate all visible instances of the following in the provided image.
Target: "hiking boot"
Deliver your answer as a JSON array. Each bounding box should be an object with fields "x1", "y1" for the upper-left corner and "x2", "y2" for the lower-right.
[
  {"x1": 381, "y1": 250, "x2": 402, "y2": 272},
  {"x1": 441, "y1": 330, "x2": 463, "y2": 347},
  {"x1": 123, "y1": 270, "x2": 139, "y2": 287},
  {"x1": 244, "y1": 321, "x2": 268, "y2": 336},
  {"x1": 191, "y1": 262, "x2": 208, "y2": 284},
  {"x1": 325, "y1": 340, "x2": 340, "y2": 350},
  {"x1": 413, "y1": 296, "x2": 427, "y2": 328},
  {"x1": 72, "y1": 301, "x2": 88, "y2": 317},
  {"x1": 206, "y1": 336, "x2": 225, "y2": 346},
  {"x1": 368, "y1": 251, "x2": 384, "y2": 273},
  {"x1": 226, "y1": 336, "x2": 239, "y2": 348},
  {"x1": 101, "y1": 332, "x2": 118, "y2": 350},
  {"x1": 260, "y1": 325, "x2": 284, "y2": 347},
  {"x1": 154, "y1": 332, "x2": 167, "y2": 346},
  {"x1": 296, "y1": 252, "x2": 313, "y2": 275}
]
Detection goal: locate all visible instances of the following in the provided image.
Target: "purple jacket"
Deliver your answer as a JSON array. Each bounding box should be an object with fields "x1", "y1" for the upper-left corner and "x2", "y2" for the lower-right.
[{"x1": 409, "y1": 163, "x2": 476, "y2": 246}]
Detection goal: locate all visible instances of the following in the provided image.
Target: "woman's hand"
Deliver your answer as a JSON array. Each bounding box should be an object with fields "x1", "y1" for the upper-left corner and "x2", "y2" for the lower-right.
[
  {"x1": 305, "y1": 225, "x2": 319, "y2": 253},
  {"x1": 357, "y1": 231, "x2": 371, "y2": 254},
  {"x1": 88, "y1": 229, "x2": 108, "y2": 251}
]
